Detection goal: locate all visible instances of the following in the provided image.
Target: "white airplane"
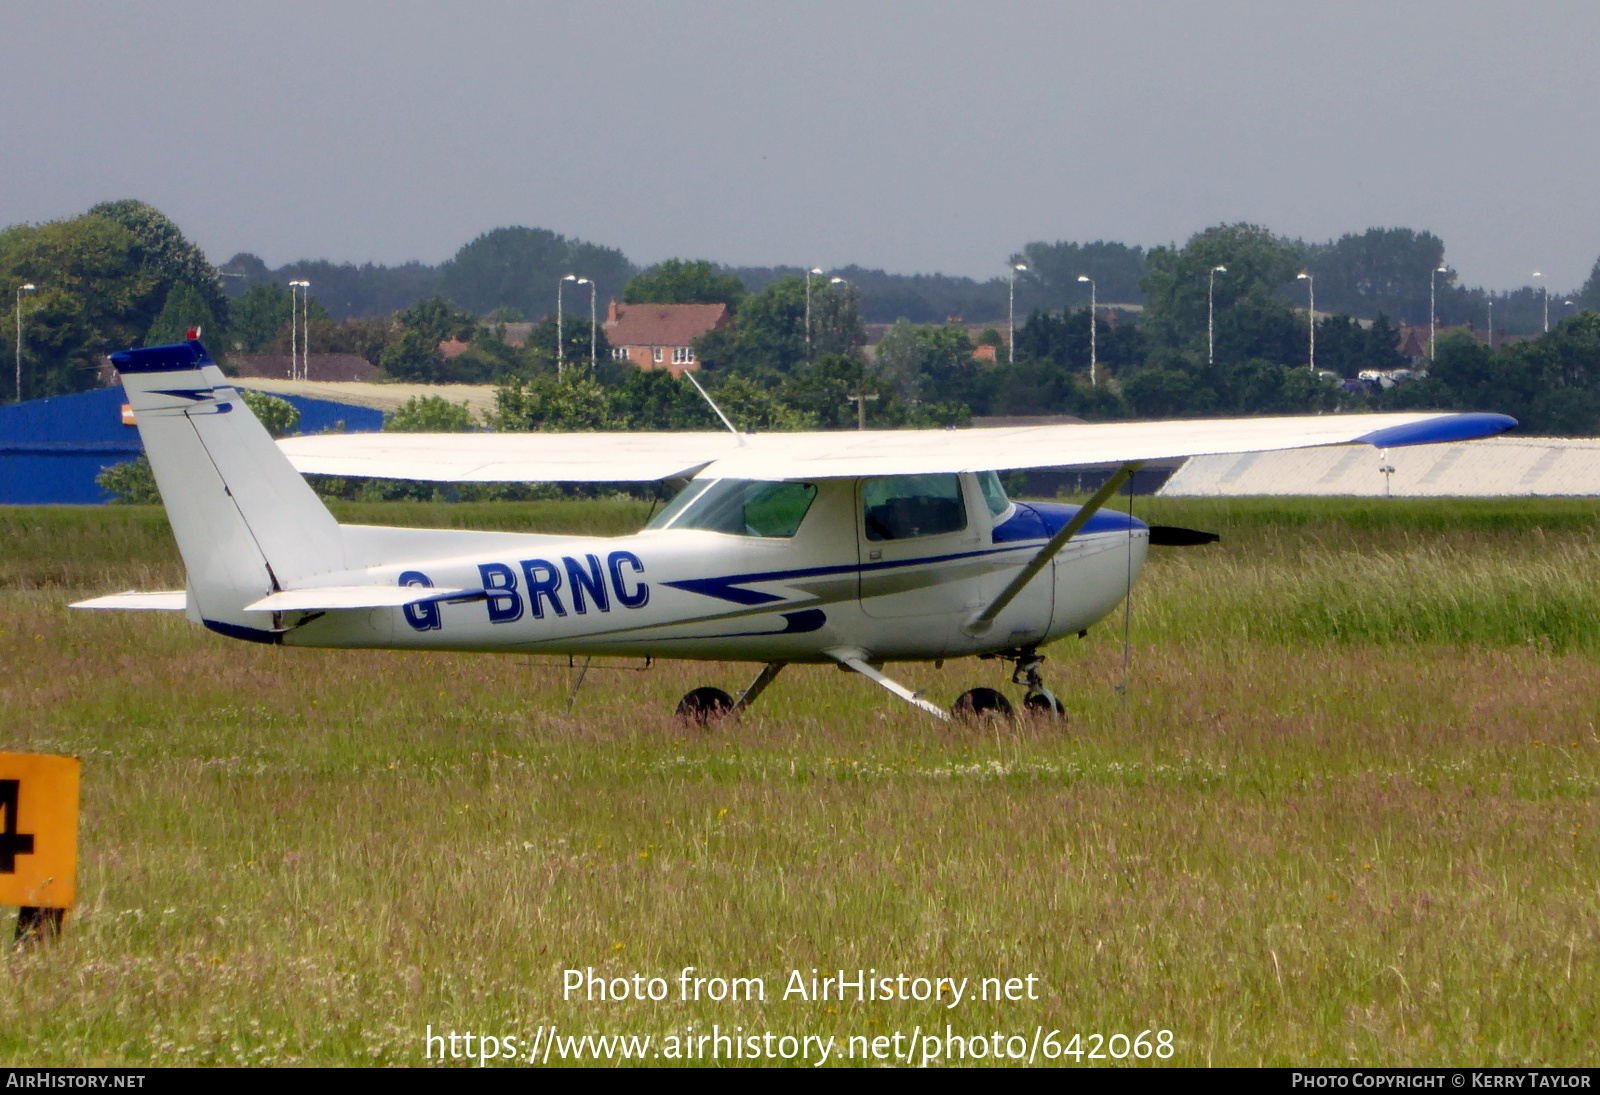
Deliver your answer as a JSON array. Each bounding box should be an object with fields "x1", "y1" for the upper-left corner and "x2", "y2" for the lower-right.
[{"x1": 75, "y1": 339, "x2": 1515, "y2": 722}]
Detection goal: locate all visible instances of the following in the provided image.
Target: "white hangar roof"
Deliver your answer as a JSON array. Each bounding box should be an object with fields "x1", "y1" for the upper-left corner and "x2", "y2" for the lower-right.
[{"x1": 1158, "y1": 436, "x2": 1600, "y2": 498}]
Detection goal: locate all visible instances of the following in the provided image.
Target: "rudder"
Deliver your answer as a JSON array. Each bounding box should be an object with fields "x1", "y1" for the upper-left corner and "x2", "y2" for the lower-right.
[{"x1": 112, "y1": 340, "x2": 345, "y2": 640}]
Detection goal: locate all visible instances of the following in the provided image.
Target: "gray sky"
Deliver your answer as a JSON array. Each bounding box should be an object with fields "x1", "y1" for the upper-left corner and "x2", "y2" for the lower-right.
[{"x1": 3, "y1": 1, "x2": 1598, "y2": 291}]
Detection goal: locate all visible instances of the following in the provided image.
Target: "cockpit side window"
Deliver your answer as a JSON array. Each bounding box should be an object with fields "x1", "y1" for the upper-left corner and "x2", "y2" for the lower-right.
[
  {"x1": 862, "y1": 474, "x2": 967, "y2": 541},
  {"x1": 647, "y1": 479, "x2": 817, "y2": 538}
]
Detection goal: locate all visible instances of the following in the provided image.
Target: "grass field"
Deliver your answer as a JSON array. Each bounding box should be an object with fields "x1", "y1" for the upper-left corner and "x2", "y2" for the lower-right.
[{"x1": 1, "y1": 497, "x2": 1599, "y2": 1067}]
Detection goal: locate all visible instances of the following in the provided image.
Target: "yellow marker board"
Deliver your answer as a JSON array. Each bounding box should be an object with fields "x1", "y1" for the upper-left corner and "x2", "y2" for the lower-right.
[{"x1": 0, "y1": 752, "x2": 80, "y2": 909}]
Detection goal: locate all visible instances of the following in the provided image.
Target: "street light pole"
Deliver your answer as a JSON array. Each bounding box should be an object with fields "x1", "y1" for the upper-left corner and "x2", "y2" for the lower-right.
[
  {"x1": 1297, "y1": 272, "x2": 1315, "y2": 371},
  {"x1": 289, "y1": 280, "x2": 312, "y2": 379},
  {"x1": 558, "y1": 274, "x2": 578, "y2": 377},
  {"x1": 1533, "y1": 271, "x2": 1548, "y2": 333},
  {"x1": 1487, "y1": 297, "x2": 1494, "y2": 349},
  {"x1": 1076, "y1": 275, "x2": 1097, "y2": 386},
  {"x1": 578, "y1": 278, "x2": 595, "y2": 369},
  {"x1": 805, "y1": 267, "x2": 823, "y2": 362},
  {"x1": 287, "y1": 282, "x2": 296, "y2": 379},
  {"x1": 298, "y1": 279, "x2": 311, "y2": 379},
  {"x1": 1429, "y1": 265, "x2": 1447, "y2": 360},
  {"x1": 1208, "y1": 265, "x2": 1227, "y2": 368},
  {"x1": 15, "y1": 283, "x2": 36, "y2": 403},
  {"x1": 1009, "y1": 263, "x2": 1027, "y2": 366}
]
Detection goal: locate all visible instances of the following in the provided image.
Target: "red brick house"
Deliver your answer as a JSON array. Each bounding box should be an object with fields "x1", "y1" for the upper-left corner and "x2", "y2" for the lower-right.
[{"x1": 603, "y1": 300, "x2": 731, "y2": 375}]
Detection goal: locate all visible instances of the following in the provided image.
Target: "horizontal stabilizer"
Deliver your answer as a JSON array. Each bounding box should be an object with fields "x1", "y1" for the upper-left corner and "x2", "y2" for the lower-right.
[
  {"x1": 71, "y1": 591, "x2": 187, "y2": 611},
  {"x1": 242, "y1": 585, "x2": 482, "y2": 613}
]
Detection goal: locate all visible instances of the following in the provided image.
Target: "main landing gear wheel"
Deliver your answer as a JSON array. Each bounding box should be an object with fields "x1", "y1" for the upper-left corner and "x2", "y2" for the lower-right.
[
  {"x1": 952, "y1": 687, "x2": 1014, "y2": 721},
  {"x1": 676, "y1": 686, "x2": 734, "y2": 726}
]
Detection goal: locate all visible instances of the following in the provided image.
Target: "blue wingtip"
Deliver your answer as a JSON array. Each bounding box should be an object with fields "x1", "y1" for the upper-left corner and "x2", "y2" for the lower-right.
[
  {"x1": 110, "y1": 339, "x2": 214, "y2": 375},
  {"x1": 1356, "y1": 413, "x2": 1518, "y2": 449}
]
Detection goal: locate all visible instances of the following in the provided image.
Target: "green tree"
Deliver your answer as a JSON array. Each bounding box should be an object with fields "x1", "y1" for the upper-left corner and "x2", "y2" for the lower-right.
[
  {"x1": 385, "y1": 395, "x2": 478, "y2": 432},
  {"x1": 96, "y1": 455, "x2": 160, "y2": 504},
  {"x1": 1013, "y1": 240, "x2": 1146, "y2": 308},
  {"x1": 711, "y1": 375, "x2": 816, "y2": 431},
  {"x1": 491, "y1": 374, "x2": 629, "y2": 432},
  {"x1": 523, "y1": 314, "x2": 611, "y2": 374},
  {"x1": 873, "y1": 320, "x2": 979, "y2": 405},
  {"x1": 239, "y1": 389, "x2": 301, "y2": 437},
  {"x1": 397, "y1": 296, "x2": 477, "y2": 346},
  {"x1": 1416, "y1": 315, "x2": 1600, "y2": 434},
  {"x1": 1140, "y1": 223, "x2": 1304, "y2": 362},
  {"x1": 381, "y1": 330, "x2": 448, "y2": 382},
  {"x1": 782, "y1": 354, "x2": 892, "y2": 429},
  {"x1": 439, "y1": 226, "x2": 630, "y2": 317},
  {"x1": 379, "y1": 297, "x2": 481, "y2": 381},
  {"x1": 1301, "y1": 227, "x2": 1447, "y2": 325},
  {"x1": 1576, "y1": 255, "x2": 1600, "y2": 314},
  {"x1": 1014, "y1": 307, "x2": 1143, "y2": 378},
  {"x1": 229, "y1": 283, "x2": 294, "y2": 351},
  {"x1": 1312, "y1": 313, "x2": 1409, "y2": 378},
  {"x1": 712, "y1": 276, "x2": 866, "y2": 377},
  {"x1": 88, "y1": 199, "x2": 227, "y2": 332},
  {"x1": 146, "y1": 282, "x2": 221, "y2": 352},
  {"x1": 0, "y1": 215, "x2": 156, "y2": 399},
  {"x1": 0, "y1": 202, "x2": 230, "y2": 399},
  {"x1": 624, "y1": 260, "x2": 745, "y2": 307}
]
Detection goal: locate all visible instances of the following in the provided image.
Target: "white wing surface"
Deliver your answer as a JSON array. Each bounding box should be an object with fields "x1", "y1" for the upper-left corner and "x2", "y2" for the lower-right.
[
  {"x1": 277, "y1": 412, "x2": 1515, "y2": 483},
  {"x1": 278, "y1": 430, "x2": 739, "y2": 482}
]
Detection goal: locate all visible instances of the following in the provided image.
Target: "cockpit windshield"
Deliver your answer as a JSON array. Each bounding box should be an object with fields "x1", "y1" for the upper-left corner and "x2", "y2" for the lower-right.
[
  {"x1": 645, "y1": 478, "x2": 818, "y2": 538},
  {"x1": 977, "y1": 470, "x2": 1011, "y2": 519}
]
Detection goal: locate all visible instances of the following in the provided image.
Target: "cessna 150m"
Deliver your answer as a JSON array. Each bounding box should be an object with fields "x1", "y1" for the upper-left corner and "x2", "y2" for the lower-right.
[{"x1": 75, "y1": 339, "x2": 1516, "y2": 722}]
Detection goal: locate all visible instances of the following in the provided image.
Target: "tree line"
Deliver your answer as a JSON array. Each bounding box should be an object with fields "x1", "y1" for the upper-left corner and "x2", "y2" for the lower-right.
[{"x1": 7, "y1": 202, "x2": 1600, "y2": 439}]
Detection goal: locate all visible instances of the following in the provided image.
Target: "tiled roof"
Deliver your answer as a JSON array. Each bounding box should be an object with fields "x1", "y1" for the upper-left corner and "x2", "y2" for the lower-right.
[{"x1": 604, "y1": 302, "x2": 729, "y2": 348}]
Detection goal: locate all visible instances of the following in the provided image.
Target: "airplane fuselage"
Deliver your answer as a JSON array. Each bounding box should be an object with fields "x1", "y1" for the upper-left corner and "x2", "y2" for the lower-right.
[{"x1": 273, "y1": 475, "x2": 1149, "y2": 664}]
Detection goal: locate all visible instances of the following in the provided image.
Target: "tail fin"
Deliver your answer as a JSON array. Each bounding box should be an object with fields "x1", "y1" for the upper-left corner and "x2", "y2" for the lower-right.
[{"x1": 112, "y1": 340, "x2": 345, "y2": 641}]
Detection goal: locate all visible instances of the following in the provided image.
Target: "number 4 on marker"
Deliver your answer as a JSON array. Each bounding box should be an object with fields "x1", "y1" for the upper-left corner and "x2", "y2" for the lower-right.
[{"x1": 0, "y1": 780, "x2": 34, "y2": 873}]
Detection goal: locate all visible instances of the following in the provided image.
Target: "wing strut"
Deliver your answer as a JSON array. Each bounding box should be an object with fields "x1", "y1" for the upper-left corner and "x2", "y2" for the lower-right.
[
  {"x1": 965, "y1": 460, "x2": 1145, "y2": 635},
  {"x1": 732, "y1": 661, "x2": 787, "y2": 713},
  {"x1": 827, "y1": 648, "x2": 950, "y2": 721}
]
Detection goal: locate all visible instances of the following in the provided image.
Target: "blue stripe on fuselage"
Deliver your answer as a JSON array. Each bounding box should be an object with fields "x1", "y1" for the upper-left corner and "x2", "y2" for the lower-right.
[{"x1": 664, "y1": 504, "x2": 1147, "y2": 605}]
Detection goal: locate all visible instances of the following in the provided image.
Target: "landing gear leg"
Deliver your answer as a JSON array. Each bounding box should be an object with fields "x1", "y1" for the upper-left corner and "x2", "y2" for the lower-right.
[
  {"x1": 826, "y1": 648, "x2": 951, "y2": 721},
  {"x1": 1012, "y1": 647, "x2": 1066, "y2": 719},
  {"x1": 676, "y1": 662, "x2": 787, "y2": 726},
  {"x1": 732, "y1": 662, "x2": 786, "y2": 714}
]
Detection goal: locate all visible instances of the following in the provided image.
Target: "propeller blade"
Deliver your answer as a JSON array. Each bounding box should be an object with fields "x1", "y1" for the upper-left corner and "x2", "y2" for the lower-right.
[{"x1": 1147, "y1": 525, "x2": 1220, "y2": 547}]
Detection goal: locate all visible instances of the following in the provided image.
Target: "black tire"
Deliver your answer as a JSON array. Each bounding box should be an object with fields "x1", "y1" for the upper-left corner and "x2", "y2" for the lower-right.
[
  {"x1": 1023, "y1": 692, "x2": 1067, "y2": 719},
  {"x1": 952, "y1": 687, "x2": 1014, "y2": 722},
  {"x1": 676, "y1": 686, "x2": 735, "y2": 726}
]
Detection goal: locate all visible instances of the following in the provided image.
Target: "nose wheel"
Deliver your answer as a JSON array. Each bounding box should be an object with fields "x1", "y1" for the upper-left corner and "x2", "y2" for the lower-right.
[
  {"x1": 962, "y1": 647, "x2": 1067, "y2": 722},
  {"x1": 1012, "y1": 649, "x2": 1067, "y2": 719}
]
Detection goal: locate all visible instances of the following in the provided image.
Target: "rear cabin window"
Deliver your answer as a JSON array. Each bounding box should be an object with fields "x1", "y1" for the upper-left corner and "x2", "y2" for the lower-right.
[
  {"x1": 646, "y1": 479, "x2": 817, "y2": 538},
  {"x1": 862, "y1": 474, "x2": 967, "y2": 541}
]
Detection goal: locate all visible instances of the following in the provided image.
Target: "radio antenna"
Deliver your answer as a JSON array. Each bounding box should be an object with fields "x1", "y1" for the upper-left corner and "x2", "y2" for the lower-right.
[{"x1": 682, "y1": 369, "x2": 746, "y2": 445}]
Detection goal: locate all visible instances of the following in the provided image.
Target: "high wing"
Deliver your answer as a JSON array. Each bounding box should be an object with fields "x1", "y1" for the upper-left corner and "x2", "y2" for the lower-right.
[
  {"x1": 278, "y1": 431, "x2": 743, "y2": 482},
  {"x1": 277, "y1": 412, "x2": 1516, "y2": 483}
]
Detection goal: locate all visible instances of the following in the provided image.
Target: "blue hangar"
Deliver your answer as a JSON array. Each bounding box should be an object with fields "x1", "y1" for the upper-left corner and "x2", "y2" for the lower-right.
[{"x1": 0, "y1": 385, "x2": 383, "y2": 504}]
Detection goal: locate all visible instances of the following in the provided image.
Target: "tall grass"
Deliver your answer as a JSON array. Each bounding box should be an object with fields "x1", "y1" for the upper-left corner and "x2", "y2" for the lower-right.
[{"x1": 0, "y1": 498, "x2": 1597, "y2": 1067}]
